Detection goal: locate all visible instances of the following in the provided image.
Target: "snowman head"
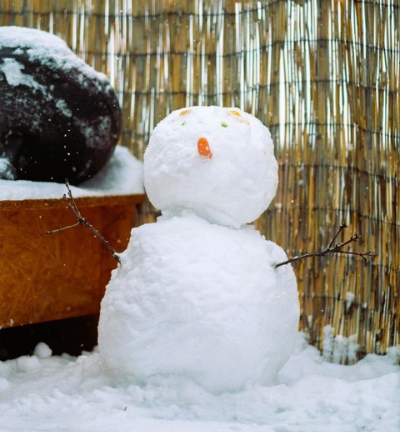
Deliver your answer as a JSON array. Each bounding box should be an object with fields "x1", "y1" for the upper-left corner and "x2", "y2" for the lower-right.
[{"x1": 144, "y1": 106, "x2": 278, "y2": 228}]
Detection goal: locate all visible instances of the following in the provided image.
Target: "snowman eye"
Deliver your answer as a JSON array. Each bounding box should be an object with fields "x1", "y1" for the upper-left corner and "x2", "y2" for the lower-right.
[
  {"x1": 228, "y1": 110, "x2": 241, "y2": 117},
  {"x1": 227, "y1": 109, "x2": 250, "y2": 124}
]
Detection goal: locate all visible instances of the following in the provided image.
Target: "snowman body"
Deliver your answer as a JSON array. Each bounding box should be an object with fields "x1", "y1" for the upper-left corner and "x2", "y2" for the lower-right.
[{"x1": 98, "y1": 106, "x2": 299, "y2": 393}]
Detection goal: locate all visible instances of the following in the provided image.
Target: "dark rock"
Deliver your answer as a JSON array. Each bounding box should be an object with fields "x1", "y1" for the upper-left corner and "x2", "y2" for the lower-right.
[{"x1": 0, "y1": 27, "x2": 122, "y2": 185}]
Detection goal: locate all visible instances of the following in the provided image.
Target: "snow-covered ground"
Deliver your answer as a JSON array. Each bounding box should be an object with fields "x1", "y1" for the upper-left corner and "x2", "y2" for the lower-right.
[{"x1": 0, "y1": 335, "x2": 399, "y2": 432}]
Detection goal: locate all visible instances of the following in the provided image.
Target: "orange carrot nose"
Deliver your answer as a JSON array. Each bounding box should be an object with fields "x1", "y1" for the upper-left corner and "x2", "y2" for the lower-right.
[{"x1": 197, "y1": 137, "x2": 212, "y2": 158}]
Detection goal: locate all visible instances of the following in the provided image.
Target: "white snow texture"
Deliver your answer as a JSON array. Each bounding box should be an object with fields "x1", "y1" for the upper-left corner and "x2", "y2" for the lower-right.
[
  {"x1": 99, "y1": 106, "x2": 299, "y2": 394},
  {"x1": 144, "y1": 106, "x2": 278, "y2": 228},
  {"x1": 1, "y1": 341, "x2": 400, "y2": 432},
  {"x1": 0, "y1": 26, "x2": 109, "y2": 84},
  {"x1": 98, "y1": 212, "x2": 299, "y2": 393}
]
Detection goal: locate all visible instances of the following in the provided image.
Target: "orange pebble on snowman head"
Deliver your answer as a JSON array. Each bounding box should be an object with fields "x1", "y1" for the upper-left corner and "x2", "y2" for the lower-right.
[{"x1": 197, "y1": 137, "x2": 212, "y2": 159}]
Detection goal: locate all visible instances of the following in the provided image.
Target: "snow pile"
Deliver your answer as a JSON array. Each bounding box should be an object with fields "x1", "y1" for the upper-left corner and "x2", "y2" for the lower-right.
[
  {"x1": 0, "y1": 146, "x2": 144, "y2": 200},
  {"x1": 98, "y1": 212, "x2": 299, "y2": 393},
  {"x1": 323, "y1": 325, "x2": 360, "y2": 364},
  {"x1": 0, "y1": 338, "x2": 399, "y2": 432}
]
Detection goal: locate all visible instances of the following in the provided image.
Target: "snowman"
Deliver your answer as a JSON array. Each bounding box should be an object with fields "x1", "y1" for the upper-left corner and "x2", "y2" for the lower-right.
[{"x1": 98, "y1": 106, "x2": 299, "y2": 394}]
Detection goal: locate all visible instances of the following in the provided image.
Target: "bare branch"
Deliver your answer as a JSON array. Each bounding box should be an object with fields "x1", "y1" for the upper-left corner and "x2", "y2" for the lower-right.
[
  {"x1": 46, "y1": 221, "x2": 80, "y2": 234},
  {"x1": 46, "y1": 179, "x2": 121, "y2": 265},
  {"x1": 275, "y1": 223, "x2": 376, "y2": 268},
  {"x1": 327, "y1": 222, "x2": 347, "y2": 249}
]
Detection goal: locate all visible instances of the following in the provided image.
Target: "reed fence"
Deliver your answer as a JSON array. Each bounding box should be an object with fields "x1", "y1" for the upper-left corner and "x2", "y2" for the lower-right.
[{"x1": 0, "y1": 0, "x2": 399, "y2": 362}]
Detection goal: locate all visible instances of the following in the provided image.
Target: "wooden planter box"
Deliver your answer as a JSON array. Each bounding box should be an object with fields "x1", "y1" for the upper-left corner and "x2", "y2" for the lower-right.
[{"x1": 0, "y1": 194, "x2": 144, "y2": 329}]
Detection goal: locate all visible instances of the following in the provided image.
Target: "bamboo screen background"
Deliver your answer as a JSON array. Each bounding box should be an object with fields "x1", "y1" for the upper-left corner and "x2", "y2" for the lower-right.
[{"x1": 1, "y1": 0, "x2": 399, "y2": 362}]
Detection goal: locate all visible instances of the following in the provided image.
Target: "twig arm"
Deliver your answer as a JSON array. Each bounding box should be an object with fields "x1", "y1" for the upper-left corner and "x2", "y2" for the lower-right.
[
  {"x1": 275, "y1": 224, "x2": 375, "y2": 268},
  {"x1": 46, "y1": 222, "x2": 81, "y2": 234},
  {"x1": 275, "y1": 251, "x2": 326, "y2": 268},
  {"x1": 45, "y1": 179, "x2": 122, "y2": 265},
  {"x1": 327, "y1": 222, "x2": 347, "y2": 249},
  {"x1": 80, "y1": 218, "x2": 122, "y2": 264}
]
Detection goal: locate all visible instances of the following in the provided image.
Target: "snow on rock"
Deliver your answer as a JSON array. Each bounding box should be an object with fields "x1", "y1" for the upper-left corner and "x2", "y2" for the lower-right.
[
  {"x1": 98, "y1": 211, "x2": 299, "y2": 394},
  {"x1": 144, "y1": 106, "x2": 278, "y2": 228},
  {"x1": 0, "y1": 146, "x2": 144, "y2": 201},
  {"x1": 0, "y1": 26, "x2": 110, "y2": 95},
  {"x1": 1, "y1": 58, "x2": 47, "y2": 91},
  {"x1": 0, "y1": 158, "x2": 14, "y2": 180}
]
